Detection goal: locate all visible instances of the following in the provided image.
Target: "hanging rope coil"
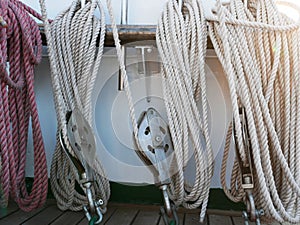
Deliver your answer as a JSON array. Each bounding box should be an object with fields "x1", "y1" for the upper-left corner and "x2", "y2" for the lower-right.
[
  {"x1": 103, "y1": 0, "x2": 214, "y2": 222},
  {"x1": 38, "y1": 0, "x2": 110, "y2": 211},
  {"x1": 208, "y1": 0, "x2": 300, "y2": 223},
  {"x1": 156, "y1": 0, "x2": 213, "y2": 221},
  {"x1": 0, "y1": 0, "x2": 48, "y2": 211}
]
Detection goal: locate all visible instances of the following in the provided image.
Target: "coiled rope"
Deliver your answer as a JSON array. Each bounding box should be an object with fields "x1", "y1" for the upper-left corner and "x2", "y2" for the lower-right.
[
  {"x1": 0, "y1": 0, "x2": 48, "y2": 211},
  {"x1": 96, "y1": 0, "x2": 214, "y2": 221},
  {"x1": 156, "y1": 0, "x2": 213, "y2": 222},
  {"x1": 208, "y1": 0, "x2": 300, "y2": 223},
  {"x1": 38, "y1": 0, "x2": 110, "y2": 211}
]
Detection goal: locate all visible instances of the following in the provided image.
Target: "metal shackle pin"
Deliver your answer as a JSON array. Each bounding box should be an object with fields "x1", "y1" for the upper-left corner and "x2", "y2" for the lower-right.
[{"x1": 0, "y1": 16, "x2": 8, "y2": 28}]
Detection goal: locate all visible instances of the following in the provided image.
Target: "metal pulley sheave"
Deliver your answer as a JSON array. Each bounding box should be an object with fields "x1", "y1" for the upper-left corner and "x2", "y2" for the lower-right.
[
  {"x1": 136, "y1": 108, "x2": 179, "y2": 225},
  {"x1": 59, "y1": 108, "x2": 104, "y2": 225}
]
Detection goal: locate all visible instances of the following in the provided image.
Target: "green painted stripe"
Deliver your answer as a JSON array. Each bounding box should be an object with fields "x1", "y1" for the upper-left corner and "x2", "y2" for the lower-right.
[
  {"x1": 24, "y1": 178, "x2": 244, "y2": 211},
  {"x1": 110, "y1": 183, "x2": 244, "y2": 211}
]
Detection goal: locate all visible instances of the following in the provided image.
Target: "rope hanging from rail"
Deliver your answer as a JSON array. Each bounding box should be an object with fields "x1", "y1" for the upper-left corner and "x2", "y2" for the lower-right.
[
  {"x1": 156, "y1": 0, "x2": 213, "y2": 222},
  {"x1": 209, "y1": 0, "x2": 300, "y2": 223},
  {"x1": 0, "y1": 0, "x2": 48, "y2": 211},
  {"x1": 38, "y1": 0, "x2": 110, "y2": 212}
]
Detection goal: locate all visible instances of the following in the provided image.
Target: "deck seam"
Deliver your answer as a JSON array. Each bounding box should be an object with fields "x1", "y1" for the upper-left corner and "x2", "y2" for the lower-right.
[
  {"x1": 47, "y1": 210, "x2": 68, "y2": 225},
  {"x1": 18, "y1": 205, "x2": 56, "y2": 225},
  {"x1": 103, "y1": 208, "x2": 118, "y2": 225},
  {"x1": 129, "y1": 209, "x2": 140, "y2": 225},
  {"x1": 0, "y1": 208, "x2": 20, "y2": 220}
]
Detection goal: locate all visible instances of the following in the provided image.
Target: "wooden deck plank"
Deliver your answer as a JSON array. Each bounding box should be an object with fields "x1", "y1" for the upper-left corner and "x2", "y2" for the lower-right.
[
  {"x1": 0, "y1": 207, "x2": 45, "y2": 225},
  {"x1": 131, "y1": 209, "x2": 160, "y2": 225},
  {"x1": 21, "y1": 204, "x2": 64, "y2": 225},
  {"x1": 50, "y1": 210, "x2": 84, "y2": 225},
  {"x1": 208, "y1": 214, "x2": 233, "y2": 225},
  {"x1": 232, "y1": 216, "x2": 255, "y2": 225},
  {"x1": 104, "y1": 207, "x2": 138, "y2": 225},
  {"x1": 232, "y1": 216, "x2": 281, "y2": 225},
  {"x1": 0, "y1": 200, "x2": 55, "y2": 224},
  {"x1": 77, "y1": 205, "x2": 117, "y2": 225},
  {"x1": 157, "y1": 212, "x2": 184, "y2": 225},
  {"x1": 184, "y1": 213, "x2": 208, "y2": 225},
  {"x1": 0, "y1": 201, "x2": 18, "y2": 219}
]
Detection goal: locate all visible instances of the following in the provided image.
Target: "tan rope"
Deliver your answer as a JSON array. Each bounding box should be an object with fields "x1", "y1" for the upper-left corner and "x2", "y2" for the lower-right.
[
  {"x1": 209, "y1": 0, "x2": 300, "y2": 223},
  {"x1": 38, "y1": 0, "x2": 110, "y2": 212},
  {"x1": 156, "y1": 0, "x2": 213, "y2": 222}
]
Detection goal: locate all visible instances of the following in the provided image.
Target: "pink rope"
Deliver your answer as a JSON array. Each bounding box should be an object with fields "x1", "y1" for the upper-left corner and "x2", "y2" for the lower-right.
[{"x1": 0, "y1": 0, "x2": 48, "y2": 211}]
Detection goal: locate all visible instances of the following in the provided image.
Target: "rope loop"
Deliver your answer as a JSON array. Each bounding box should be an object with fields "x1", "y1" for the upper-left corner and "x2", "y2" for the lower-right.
[
  {"x1": 0, "y1": 0, "x2": 48, "y2": 211},
  {"x1": 210, "y1": 0, "x2": 300, "y2": 223}
]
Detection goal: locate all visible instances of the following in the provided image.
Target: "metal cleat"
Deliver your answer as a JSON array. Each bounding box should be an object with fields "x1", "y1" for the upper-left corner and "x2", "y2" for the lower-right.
[
  {"x1": 234, "y1": 106, "x2": 264, "y2": 225},
  {"x1": 59, "y1": 108, "x2": 103, "y2": 224},
  {"x1": 137, "y1": 108, "x2": 178, "y2": 225}
]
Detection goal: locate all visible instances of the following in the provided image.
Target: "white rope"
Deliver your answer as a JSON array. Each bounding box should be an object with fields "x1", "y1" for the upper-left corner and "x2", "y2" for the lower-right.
[
  {"x1": 105, "y1": 0, "x2": 214, "y2": 222},
  {"x1": 38, "y1": 0, "x2": 110, "y2": 211},
  {"x1": 209, "y1": 0, "x2": 300, "y2": 223},
  {"x1": 156, "y1": 0, "x2": 213, "y2": 222}
]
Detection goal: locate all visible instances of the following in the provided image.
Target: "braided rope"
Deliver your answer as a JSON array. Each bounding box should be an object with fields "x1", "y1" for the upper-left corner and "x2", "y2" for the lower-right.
[
  {"x1": 38, "y1": 0, "x2": 110, "y2": 212},
  {"x1": 209, "y1": 0, "x2": 300, "y2": 223},
  {"x1": 0, "y1": 0, "x2": 48, "y2": 211}
]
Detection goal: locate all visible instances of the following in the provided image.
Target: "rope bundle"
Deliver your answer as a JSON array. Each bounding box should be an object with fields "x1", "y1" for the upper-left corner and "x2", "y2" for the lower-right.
[
  {"x1": 208, "y1": 0, "x2": 300, "y2": 223},
  {"x1": 0, "y1": 0, "x2": 48, "y2": 211},
  {"x1": 101, "y1": 1, "x2": 214, "y2": 221},
  {"x1": 38, "y1": 0, "x2": 110, "y2": 211},
  {"x1": 156, "y1": 0, "x2": 213, "y2": 221},
  {"x1": 38, "y1": 0, "x2": 300, "y2": 223}
]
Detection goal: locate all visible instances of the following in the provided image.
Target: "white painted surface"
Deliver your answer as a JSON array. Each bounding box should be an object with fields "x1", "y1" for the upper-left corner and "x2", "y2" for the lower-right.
[
  {"x1": 22, "y1": 0, "x2": 236, "y2": 188},
  {"x1": 27, "y1": 47, "x2": 235, "y2": 188},
  {"x1": 22, "y1": 0, "x2": 168, "y2": 24}
]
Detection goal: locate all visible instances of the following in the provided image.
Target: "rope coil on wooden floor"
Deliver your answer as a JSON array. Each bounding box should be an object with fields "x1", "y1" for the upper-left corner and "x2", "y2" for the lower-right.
[
  {"x1": 0, "y1": 0, "x2": 48, "y2": 211},
  {"x1": 208, "y1": 0, "x2": 300, "y2": 223}
]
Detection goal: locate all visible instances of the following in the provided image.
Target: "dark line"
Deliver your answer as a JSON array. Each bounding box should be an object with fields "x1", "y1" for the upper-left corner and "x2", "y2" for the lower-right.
[
  {"x1": 103, "y1": 208, "x2": 118, "y2": 225},
  {"x1": 183, "y1": 213, "x2": 186, "y2": 225},
  {"x1": 0, "y1": 208, "x2": 20, "y2": 220},
  {"x1": 74, "y1": 215, "x2": 85, "y2": 225},
  {"x1": 207, "y1": 214, "x2": 210, "y2": 225},
  {"x1": 47, "y1": 210, "x2": 65, "y2": 225},
  {"x1": 230, "y1": 216, "x2": 235, "y2": 225},
  {"x1": 156, "y1": 216, "x2": 162, "y2": 225},
  {"x1": 129, "y1": 210, "x2": 140, "y2": 225},
  {"x1": 19, "y1": 205, "x2": 55, "y2": 224}
]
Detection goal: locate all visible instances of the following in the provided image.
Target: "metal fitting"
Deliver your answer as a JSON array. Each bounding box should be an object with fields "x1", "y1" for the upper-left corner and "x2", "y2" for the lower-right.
[{"x1": 0, "y1": 16, "x2": 8, "y2": 28}]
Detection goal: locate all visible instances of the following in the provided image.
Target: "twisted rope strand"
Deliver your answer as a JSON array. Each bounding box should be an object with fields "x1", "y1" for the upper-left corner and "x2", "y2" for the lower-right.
[
  {"x1": 38, "y1": 0, "x2": 110, "y2": 212},
  {"x1": 0, "y1": 0, "x2": 48, "y2": 211},
  {"x1": 209, "y1": 0, "x2": 300, "y2": 223},
  {"x1": 156, "y1": 0, "x2": 213, "y2": 222}
]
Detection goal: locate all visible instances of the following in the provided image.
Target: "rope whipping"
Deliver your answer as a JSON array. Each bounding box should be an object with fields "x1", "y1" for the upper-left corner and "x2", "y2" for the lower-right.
[
  {"x1": 156, "y1": 0, "x2": 213, "y2": 222},
  {"x1": 208, "y1": 0, "x2": 300, "y2": 223},
  {"x1": 0, "y1": 0, "x2": 48, "y2": 211},
  {"x1": 38, "y1": 0, "x2": 110, "y2": 211}
]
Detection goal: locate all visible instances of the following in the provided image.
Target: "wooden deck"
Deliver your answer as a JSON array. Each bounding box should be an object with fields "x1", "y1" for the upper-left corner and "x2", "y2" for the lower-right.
[{"x1": 0, "y1": 200, "x2": 283, "y2": 225}]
